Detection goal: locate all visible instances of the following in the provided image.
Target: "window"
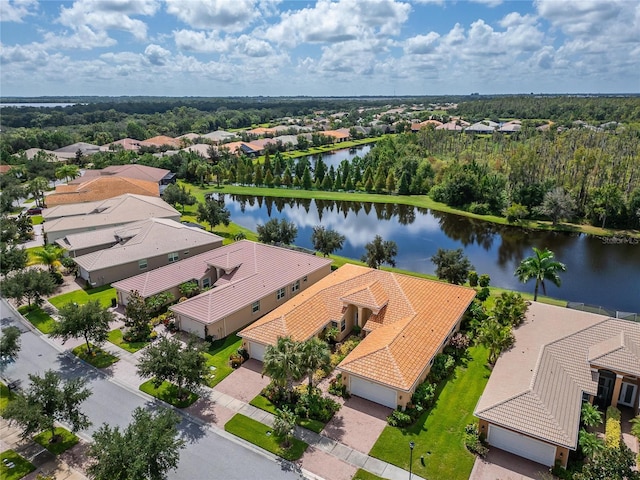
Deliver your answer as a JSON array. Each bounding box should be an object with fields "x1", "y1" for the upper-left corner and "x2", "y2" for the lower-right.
[
  {"x1": 331, "y1": 321, "x2": 338, "y2": 329},
  {"x1": 291, "y1": 280, "x2": 300, "y2": 293},
  {"x1": 252, "y1": 301, "x2": 260, "y2": 313},
  {"x1": 202, "y1": 277, "x2": 210, "y2": 288},
  {"x1": 139, "y1": 259, "x2": 148, "y2": 269},
  {"x1": 340, "y1": 319, "x2": 346, "y2": 331},
  {"x1": 168, "y1": 252, "x2": 179, "y2": 263},
  {"x1": 303, "y1": 276, "x2": 308, "y2": 282},
  {"x1": 277, "y1": 288, "x2": 286, "y2": 300},
  {"x1": 184, "y1": 250, "x2": 190, "y2": 256}
]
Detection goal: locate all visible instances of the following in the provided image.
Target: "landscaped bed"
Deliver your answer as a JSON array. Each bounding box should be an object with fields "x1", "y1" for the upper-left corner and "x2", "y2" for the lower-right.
[
  {"x1": 72, "y1": 344, "x2": 119, "y2": 368},
  {"x1": 33, "y1": 427, "x2": 79, "y2": 455},
  {"x1": 224, "y1": 413, "x2": 308, "y2": 461},
  {"x1": 0, "y1": 449, "x2": 35, "y2": 480},
  {"x1": 17, "y1": 305, "x2": 56, "y2": 334},
  {"x1": 139, "y1": 379, "x2": 198, "y2": 408},
  {"x1": 369, "y1": 346, "x2": 490, "y2": 480},
  {"x1": 250, "y1": 394, "x2": 325, "y2": 434},
  {"x1": 202, "y1": 334, "x2": 242, "y2": 388},
  {"x1": 49, "y1": 285, "x2": 116, "y2": 309},
  {"x1": 107, "y1": 328, "x2": 149, "y2": 353}
]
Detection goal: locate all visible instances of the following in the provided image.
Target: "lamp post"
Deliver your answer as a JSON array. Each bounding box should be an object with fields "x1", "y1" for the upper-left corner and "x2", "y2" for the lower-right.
[{"x1": 409, "y1": 441, "x2": 415, "y2": 480}]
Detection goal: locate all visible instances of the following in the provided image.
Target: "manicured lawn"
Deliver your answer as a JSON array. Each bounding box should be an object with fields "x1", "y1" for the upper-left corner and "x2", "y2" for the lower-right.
[
  {"x1": 107, "y1": 329, "x2": 149, "y2": 353},
  {"x1": 0, "y1": 450, "x2": 35, "y2": 480},
  {"x1": 224, "y1": 414, "x2": 308, "y2": 461},
  {"x1": 139, "y1": 379, "x2": 198, "y2": 408},
  {"x1": 31, "y1": 215, "x2": 43, "y2": 225},
  {"x1": 33, "y1": 427, "x2": 79, "y2": 455},
  {"x1": 49, "y1": 285, "x2": 116, "y2": 309},
  {"x1": 250, "y1": 394, "x2": 325, "y2": 434},
  {"x1": 0, "y1": 382, "x2": 17, "y2": 417},
  {"x1": 72, "y1": 344, "x2": 119, "y2": 368},
  {"x1": 202, "y1": 334, "x2": 242, "y2": 388},
  {"x1": 17, "y1": 305, "x2": 57, "y2": 334},
  {"x1": 352, "y1": 469, "x2": 386, "y2": 480},
  {"x1": 369, "y1": 346, "x2": 491, "y2": 480}
]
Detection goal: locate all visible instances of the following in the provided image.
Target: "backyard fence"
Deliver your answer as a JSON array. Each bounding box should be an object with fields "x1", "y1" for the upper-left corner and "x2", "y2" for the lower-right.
[{"x1": 567, "y1": 302, "x2": 638, "y2": 322}]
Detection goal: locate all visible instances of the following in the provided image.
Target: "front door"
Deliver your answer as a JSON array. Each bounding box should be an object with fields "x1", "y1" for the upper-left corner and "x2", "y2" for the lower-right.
[
  {"x1": 596, "y1": 370, "x2": 616, "y2": 409},
  {"x1": 618, "y1": 382, "x2": 637, "y2": 408}
]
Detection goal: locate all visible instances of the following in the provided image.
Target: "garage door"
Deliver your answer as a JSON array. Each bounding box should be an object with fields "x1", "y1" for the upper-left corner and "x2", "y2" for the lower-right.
[
  {"x1": 249, "y1": 342, "x2": 266, "y2": 362},
  {"x1": 488, "y1": 425, "x2": 556, "y2": 466},
  {"x1": 350, "y1": 376, "x2": 397, "y2": 408}
]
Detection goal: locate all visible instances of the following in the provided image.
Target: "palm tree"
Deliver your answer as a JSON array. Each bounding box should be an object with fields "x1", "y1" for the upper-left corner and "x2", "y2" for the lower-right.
[
  {"x1": 514, "y1": 247, "x2": 566, "y2": 301},
  {"x1": 28, "y1": 177, "x2": 49, "y2": 207},
  {"x1": 55, "y1": 164, "x2": 80, "y2": 183},
  {"x1": 34, "y1": 245, "x2": 64, "y2": 273},
  {"x1": 581, "y1": 402, "x2": 603, "y2": 429},
  {"x1": 299, "y1": 337, "x2": 331, "y2": 394},
  {"x1": 476, "y1": 317, "x2": 514, "y2": 364},
  {"x1": 262, "y1": 337, "x2": 302, "y2": 403}
]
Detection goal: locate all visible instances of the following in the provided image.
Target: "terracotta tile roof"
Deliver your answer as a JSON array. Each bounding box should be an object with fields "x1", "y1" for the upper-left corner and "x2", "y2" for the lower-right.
[
  {"x1": 322, "y1": 130, "x2": 350, "y2": 140},
  {"x1": 140, "y1": 135, "x2": 181, "y2": 148},
  {"x1": 475, "y1": 302, "x2": 640, "y2": 449},
  {"x1": 101, "y1": 138, "x2": 141, "y2": 151},
  {"x1": 46, "y1": 177, "x2": 159, "y2": 206},
  {"x1": 241, "y1": 264, "x2": 476, "y2": 392},
  {"x1": 170, "y1": 242, "x2": 332, "y2": 326}
]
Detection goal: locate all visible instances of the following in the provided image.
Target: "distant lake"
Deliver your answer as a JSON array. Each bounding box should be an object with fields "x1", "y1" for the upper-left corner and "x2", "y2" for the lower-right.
[
  {"x1": 0, "y1": 103, "x2": 77, "y2": 108},
  {"x1": 223, "y1": 195, "x2": 640, "y2": 313},
  {"x1": 299, "y1": 144, "x2": 372, "y2": 168}
]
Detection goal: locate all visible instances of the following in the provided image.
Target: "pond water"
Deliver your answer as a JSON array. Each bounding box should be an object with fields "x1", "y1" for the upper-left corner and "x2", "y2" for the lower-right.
[
  {"x1": 223, "y1": 195, "x2": 640, "y2": 313},
  {"x1": 298, "y1": 144, "x2": 372, "y2": 169}
]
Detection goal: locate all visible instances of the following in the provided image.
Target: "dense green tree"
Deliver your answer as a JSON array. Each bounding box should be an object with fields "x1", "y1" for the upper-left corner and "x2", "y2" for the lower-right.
[
  {"x1": 162, "y1": 183, "x2": 195, "y2": 214},
  {"x1": 0, "y1": 242, "x2": 28, "y2": 275},
  {"x1": 0, "y1": 326, "x2": 22, "y2": 361},
  {"x1": 302, "y1": 165, "x2": 313, "y2": 189},
  {"x1": 491, "y1": 292, "x2": 528, "y2": 327},
  {"x1": 361, "y1": 235, "x2": 397, "y2": 269},
  {"x1": 299, "y1": 337, "x2": 331, "y2": 394},
  {"x1": 476, "y1": 317, "x2": 514, "y2": 364},
  {"x1": 262, "y1": 337, "x2": 303, "y2": 402},
  {"x1": 123, "y1": 290, "x2": 152, "y2": 341},
  {"x1": 538, "y1": 187, "x2": 575, "y2": 225},
  {"x1": 27, "y1": 177, "x2": 49, "y2": 207},
  {"x1": 0, "y1": 269, "x2": 56, "y2": 307},
  {"x1": 574, "y1": 444, "x2": 639, "y2": 480},
  {"x1": 87, "y1": 407, "x2": 185, "y2": 480},
  {"x1": 55, "y1": 164, "x2": 80, "y2": 183},
  {"x1": 4, "y1": 370, "x2": 91, "y2": 443},
  {"x1": 515, "y1": 247, "x2": 566, "y2": 301},
  {"x1": 273, "y1": 407, "x2": 297, "y2": 448},
  {"x1": 52, "y1": 300, "x2": 113, "y2": 355},
  {"x1": 197, "y1": 198, "x2": 231, "y2": 232},
  {"x1": 431, "y1": 248, "x2": 474, "y2": 285},
  {"x1": 587, "y1": 185, "x2": 626, "y2": 228},
  {"x1": 282, "y1": 167, "x2": 293, "y2": 187},
  {"x1": 256, "y1": 218, "x2": 298, "y2": 245},
  {"x1": 311, "y1": 225, "x2": 345, "y2": 257}
]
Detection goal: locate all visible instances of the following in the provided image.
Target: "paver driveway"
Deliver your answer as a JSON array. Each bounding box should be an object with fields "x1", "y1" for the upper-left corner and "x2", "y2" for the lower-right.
[
  {"x1": 214, "y1": 359, "x2": 269, "y2": 402},
  {"x1": 469, "y1": 448, "x2": 552, "y2": 480},
  {"x1": 322, "y1": 395, "x2": 391, "y2": 454}
]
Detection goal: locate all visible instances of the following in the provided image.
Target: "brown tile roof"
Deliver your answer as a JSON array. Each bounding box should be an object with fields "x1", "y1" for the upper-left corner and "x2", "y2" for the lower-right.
[
  {"x1": 69, "y1": 165, "x2": 170, "y2": 184},
  {"x1": 101, "y1": 138, "x2": 142, "y2": 151},
  {"x1": 169, "y1": 242, "x2": 332, "y2": 325},
  {"x1": 46, "y1": 177, "x2": 159, "y2": 206},
  {"x1": 240, "y1": 264, "x2": 476, "y2": 392},
  {"x1": 322, "y1": 130, "x2": 350, "y2": 140},
  {"x1": 475, "y1": 302, "x2": 640, "y2": 449},
  {"x1": 140, "y1": 135, "x2": 181, "y2": 148}
]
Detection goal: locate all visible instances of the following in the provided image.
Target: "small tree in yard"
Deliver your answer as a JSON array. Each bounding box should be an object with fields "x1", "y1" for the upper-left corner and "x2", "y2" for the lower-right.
[
  {"x1": 515, "y1": 247, "x2": 566, "y2": 301},
  {"x1": 145, "y1": 292, "x2": 174, "y2": 316},
  {"x1": 87, "y1": 407, "x2": 184, "y2": 480},
  {"x1": 362, "y1": 235, "x2": 397, "y2": 269},
  {"x1": 0, "y1": 269, "x2": 56, "y2": 307},
  {"x1": 431, "y1": 248, "x2": 474, "y2": 285},
  {"x1": 299, "y1": 337, "x2": 331, "y2": 394},
  {"x1": 491, "y1": 292, "x2": 528, "y2": 327},
  {"x1": 273, "y1": 407, "x2": 297, "y2": 448},
  {"x1": 476, "y1": 317, "x2": 514, "y2": 365},
  {"x1": 4, "y1": 370, "x2": 91, "y2": 443},
  {"x1": 257, "y1": 218, "x2": 298, "y2": 245},
  {"x1": 311, "y1": 225, "x2": 345, "y2": 257},
  {"x1": 179, "y1": 281, "x2": 200, "y2": 298},
  {"x1": 0, "y1": 326, "x2": 22, "y2": 361},
  {"x1": 124, "y1": 290, "x2": 152, "y2": 341},
  {"x1": 574, "y1": 444, "x2": 639, "y2": 480},
  {"x1": 52, "y1": 300, "x2": 113, "y2": 355},
  {"x1": 197, "y1": 198, "x2": 231, "y2": 232}
]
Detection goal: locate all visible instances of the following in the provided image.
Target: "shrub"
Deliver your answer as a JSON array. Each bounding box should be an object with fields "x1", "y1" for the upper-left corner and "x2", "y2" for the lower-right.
[
  {"x1": 478, "y1": 274, "x2": 491, "y2": 287},
  {"x1": 411, "y1": 382, "x2": 437, "y2": 411},
  {"x1": 428, "y1": 354, "x2": 455, "y2": 383},
  {"x1": 229, "y1": 353, "x2": 244, "y2": 369},
  {"x1": 468, "y1": 202, "x2": 490, "y2": 215},
  {"x1": 387, "y1": 410, "x2": 412, "y2": 427},
  {"x1": 476, "y1": 286, "x2": 490, "y2": 302},
  {"x1": 504, "y1": 203, "x2": 529, "y2": 223},
  {"x1": 449, "y1": 332, "x2": 470, "y2": 352},
  {"x1": 605, "y1": 406, "x2": 622, "y2": 448},
  {"x1": 237, "y1": 348, "x2": 249, "y2": 361},
  {"x1": 328, "y1": 376, "x2": 349, "y2": 398},
  {"x1": 298, "y1": 393, "x2": 340, "y2": 423},
  {"x1": 464, "y1": 423, "x2": 488, "y2": 457},
  {"x1": 52, "y1": 271, "x2": 64, "y2": 285},
  {"x1": 352, "y1": 324, "x2": 362, "y2": 335},
  {"x1": 468, "y1": 270, "x2": 479, "y2": 287}
]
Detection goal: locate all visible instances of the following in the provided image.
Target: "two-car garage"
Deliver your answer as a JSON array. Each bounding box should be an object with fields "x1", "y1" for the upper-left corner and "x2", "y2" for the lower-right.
[
  {"x1": 487, "y1": 425, "x2": 557, "y2": 467},
  {"x1": 349, "y1": 376, "x2": 397, "y2": 409}
]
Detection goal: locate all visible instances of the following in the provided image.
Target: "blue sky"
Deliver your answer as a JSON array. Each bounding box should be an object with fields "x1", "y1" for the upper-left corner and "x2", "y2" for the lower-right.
[{"x1": 1, "y1": 0, "x2": 638, "y2": 97}]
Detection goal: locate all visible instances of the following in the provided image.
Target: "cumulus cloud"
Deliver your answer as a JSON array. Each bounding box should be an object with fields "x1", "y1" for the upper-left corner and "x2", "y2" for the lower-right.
[
  {"x1": 165, "y1": 0, "x2": 260, "y2": 32},
  {"x1": 404, "y1": 32, "x2": 440, "y2": 54},
  {"x1": 144, "y1": 43, "x2": 171, "y2": 65},
  {"x1": 0, "y1": 0, "x2": 37, "y2": 22},
  {"x1": 174, "y1": 29, "x2": 231, "y2": 53}
]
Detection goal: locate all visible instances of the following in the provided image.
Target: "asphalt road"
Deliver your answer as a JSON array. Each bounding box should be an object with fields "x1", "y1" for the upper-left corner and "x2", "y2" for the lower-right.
[{"x1": 0, "y1": 298, "x2": 304, "y2": 480}]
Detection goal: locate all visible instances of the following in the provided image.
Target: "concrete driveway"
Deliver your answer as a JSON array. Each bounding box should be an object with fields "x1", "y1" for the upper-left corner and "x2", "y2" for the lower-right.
[
  {"x1": 469, "y1": 448, "x2": 552, "y2": 480},
  {"x1": 213, "y1": 359, "x2": 269, "y2": 403},
  {"x1": 321, "y1": 395, "x2": 391, "y2": 454}
]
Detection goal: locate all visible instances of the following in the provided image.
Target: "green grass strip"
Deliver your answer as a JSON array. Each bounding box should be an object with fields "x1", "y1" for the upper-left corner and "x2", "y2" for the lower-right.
[
  {"x1": 72, "y1": 344, "x2": 119, "y2": 368},
  {"x1": 33, "y1": 427, "x2": 79, "y2": 455},
  {"x1": 107, "y1": 329, "x2": 149, "y2": 353},
  {"x1": 352, "y1": 469, "x2": 387, "y2": 480},
  {"x1": 139, "y1": 379, "x2": 198, "y2": 408},
  {"x1": 49, "y1": 285, "x2": 116, "y2": 309},
  {"x1": 18, "y1": 305, "x2": 56, "y2": 334},
  {"x1": 224, "y1": 413, "x2": 308, "y2": 461},
  {"x1": 202, "y1": 335, "x2": 242, "y2": 388},
  {"x1": 0, "y1": 450, "x2": 35, "y2": 480}
]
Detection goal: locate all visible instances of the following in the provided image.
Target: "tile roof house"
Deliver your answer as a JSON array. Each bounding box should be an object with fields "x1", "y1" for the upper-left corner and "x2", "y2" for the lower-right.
[
  {"x1": 139, "y1": 135, "x2": 181, "y2": 148},
  {"x1": 240, "y1": 264, "x2": 476, "y2": 409},
  {"x1": 46, "y1": 176, "x2": 159, "y2": 207},
  {"x1": 167, "y1": 241, "x2": 333, "y2": 340},
  {"x1": 202, "y1": 130, "x2": 238, "y2": 144},
  {"x1": 465, "y1": 121, "x2": 497, "y2": 134},
  {"x1": 475, "y1": 302, "x2": 640, "y2": 468},
  {"x1": 100, "y1": 138, "x2": 142, "y2": 151},
  {"x1": 72, "y1": 218, "x2": 223, "y2": 287},
  {"x1": 54, "y1": 142, "x2": 101, "y2": 157},
  {"x1": 68, "y1": 164, "x2": 176, "y2": 193},
  {"x1": 321, "y1": 130, "x2": 350, "y2": 143},
  {"x1": 42, "y1": 193, "x2": 180, "y2": 244}
]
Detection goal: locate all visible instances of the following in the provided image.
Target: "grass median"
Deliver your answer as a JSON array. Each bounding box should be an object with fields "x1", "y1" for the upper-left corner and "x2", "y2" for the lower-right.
[
  {"x1": 139, "y1": 379, "x2": 198, "y2": 408},
  {"x1": 33, "y1": 427, "x2": 79, "y2": 455},
  {"x1": 49, "y1": 285, "x2": 116, "y2": 309},
  {"x1": 17, "y1": 305, "x2": 56, "y2": 334}
]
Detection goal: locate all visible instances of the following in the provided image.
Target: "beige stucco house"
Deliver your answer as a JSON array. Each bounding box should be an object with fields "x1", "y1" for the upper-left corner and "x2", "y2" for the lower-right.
[
  {"x1": 165, "y1": 241, "x2": 333, "y2": 340},
  {"x1": 240, "y1": 263, "x2": 476, "y2": 409},
  {"x1": 475, "y1": 302, "x2": 640, "y2": 468},
  {"x1": 72, "y1": 218, "x2": 222, "y2": 286}
]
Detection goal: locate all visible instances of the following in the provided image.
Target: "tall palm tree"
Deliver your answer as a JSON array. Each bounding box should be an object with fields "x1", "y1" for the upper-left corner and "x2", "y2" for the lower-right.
[
  {"x1": 34, "y1": 245, "x2": 64, "y2": 273},
  {"x1": 262, "y1": 337, "x2": 302, "y2": 403},
  {"x1": 476, "y1": 317, "x2": 514, "y2": 365},
  {"x1": 299, "y1": 337, "x2": 331, "y2": 394},
  {"x1": 55, "y1": 164, "x2": 80, "y2": 183},
  {"x1": 514, "y1": 247, "x2": 566, "y2": 301},
  {"x1": 28, "y1": 177, "x2": 49, "y2": 207}
]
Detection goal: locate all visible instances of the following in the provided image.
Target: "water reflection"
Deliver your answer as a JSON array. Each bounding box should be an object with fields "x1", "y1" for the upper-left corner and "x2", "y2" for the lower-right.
[{"x1": 225, "y1": 194, "x2": 640, "y2": 312}]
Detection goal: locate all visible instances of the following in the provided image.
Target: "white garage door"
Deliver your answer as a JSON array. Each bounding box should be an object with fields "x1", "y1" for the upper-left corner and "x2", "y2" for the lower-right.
[
  {"x1": 350, "y1": 376, "x2": 397, "y2": 408},
  {"x1": 249, "y1": 342, "x2": 266, "y2": 362},
  {"x1": 488, "y1": 425, "x2": 556, "y2": 466}
]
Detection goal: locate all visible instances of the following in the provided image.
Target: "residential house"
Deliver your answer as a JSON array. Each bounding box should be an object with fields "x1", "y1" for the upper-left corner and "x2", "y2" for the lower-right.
[
  {"x1": 0, "y1": 165, "x2": 13, "y2": 175},
  {"x1": 139, "y1": 135, "x2": 182, "y2": 149},
  {"x1": 475, "y1": 302, "x2": 640, "y2": 468},
  {"x1": 100, "y1": 138, "x2": 142, "y2": 152},
  {"x1": 72, "y1": 218, "x2": 223, "y2": 286},
  {"x1": 202, "y1": 130, "x2": 238, "y2": 144},
  {"x1": 68, "y1": 165, "x2": 176, "y2": 191},
  {"x1": 410, "y1": 120, "x2": 443, "y2": 132},
  {"x1": 321, "y1": 130, "x2": 350, "y2": 143},
  {"x1": 168, "y1": 241, "x2": 332, "y2": 340},
  {"x1": 240, "y1": 264, "x2": 476, "y2": 409},
  {"x1": 46, "y1": 176, "x2": 159, "y2": 207},
  {"x1": 498, "y1": 120, "x2": 522, "y2": 133},
  {"x1": 435, "y1": 121, "x2": 464, "y2": 131},
  {"x1": 465, "y1": 121, "x2": 497, "y2": 134},
  {"x1": 42, "y1": 193, "x2": 180, "y2": 244}
]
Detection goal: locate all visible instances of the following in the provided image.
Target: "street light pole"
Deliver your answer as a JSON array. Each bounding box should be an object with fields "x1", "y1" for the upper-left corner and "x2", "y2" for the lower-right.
[{"x1": 409, "y1": 441, "x2": 415, "y2": 480}]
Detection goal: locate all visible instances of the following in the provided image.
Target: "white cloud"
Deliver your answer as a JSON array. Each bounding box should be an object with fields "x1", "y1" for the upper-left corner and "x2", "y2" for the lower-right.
[
  {"x1": 165, "y1": 0, "x2": 260, "y2": 32},
  {"x1": 469, "y1": 0, "x2": 503, "y2": 7},
  {"x1": 174, "y1": 29, "x2": 231, "y2": 53},
  {"x1": 535, "y1": 0, "x2": 628, "y2": 37},
  {"x1": 43, "y1": 26, "x2": 117, "y2": 50},
  {"x1": 404, "y1": 32, "x2": 440, "y2": 54},
  {"x1": 144, "y1": 43, "x2": 171, "y2": 65},
  {"x1": 0, "y1": 0, "x2": 37, "y2": 22}
]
